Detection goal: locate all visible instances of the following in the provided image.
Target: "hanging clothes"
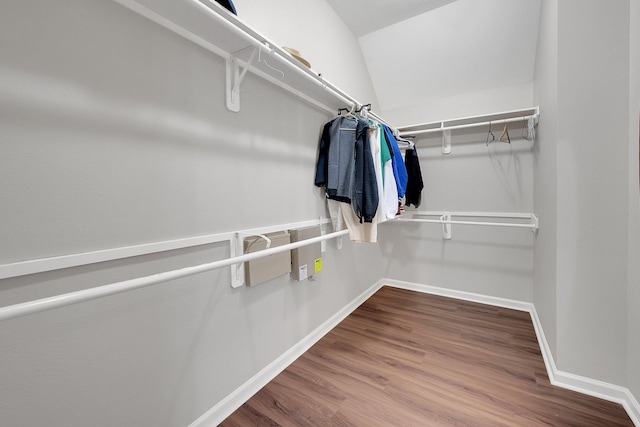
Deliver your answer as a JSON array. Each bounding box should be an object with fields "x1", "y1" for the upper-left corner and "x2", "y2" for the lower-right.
[
  {"x1": 326, "y1": 117, "x2": 356, "y2": 204},
  {"x1": 337, "y1": 121, "x2": 395, "y2": 242},
  {"x1": 214, "y1": 0, "x2": 237, "y2": 15},
  {"x1": 382, "y1": 124, "x2": 408, "y2": 199},
  {"x1": 404, "y1": 147, "x2": 424, "y2": 208},
  {"x1": 379, "y1": 124, "x2": 398, "y2": 220},
  {"x1": 353, "y1": 117, "x2": 378, "y2": 223},
  {"x1": 216, "y1": 0, "x2": 238, "y2": 15},
  {"x1": 369, "y1": 125, "x2": 384, "y2": 222},
  {"x1": 339, "y1": 201, "x2": 378, "y2": 242},
  {"x1": 314, "y1": 121, "x2": 332, "y2": 187},
  {"x1": 314, "y1": 116, "x2": 379, "y2": 225}
]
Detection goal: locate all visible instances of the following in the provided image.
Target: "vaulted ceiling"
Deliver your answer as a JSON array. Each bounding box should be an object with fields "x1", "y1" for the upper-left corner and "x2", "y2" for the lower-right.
[
  {"x1": 326, "y1": 0, "x2": 541, "y2": 112},
  {"x1": 325, "y1": 0, "x2": 459, "y2": 37}
]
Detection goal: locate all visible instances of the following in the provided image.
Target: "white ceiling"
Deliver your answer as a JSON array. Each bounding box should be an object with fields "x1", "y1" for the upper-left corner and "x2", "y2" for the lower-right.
[
  {"x1": 327, "y1": 0, "x2": 541, "y2": 112},
  {"x1": 324, "y1": 0, "x2": 458, "y2": 37}
]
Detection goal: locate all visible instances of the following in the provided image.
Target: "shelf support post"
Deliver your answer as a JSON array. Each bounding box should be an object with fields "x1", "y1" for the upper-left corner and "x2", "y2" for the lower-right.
[
  {"x1": 441, "y1": 214, "x2": 452, "y2": 240},
  {"x1": 442, "y1": 128, "x2": 451, "y2": 154},
  {"x1": 229, "y1": 233, "x2": 245, "y2": 288}
]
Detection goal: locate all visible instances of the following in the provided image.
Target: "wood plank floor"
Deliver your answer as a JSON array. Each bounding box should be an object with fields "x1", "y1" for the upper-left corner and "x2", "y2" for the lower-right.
[{"x1": 220, "y1": 287, "x2": 633, "y2": 426}]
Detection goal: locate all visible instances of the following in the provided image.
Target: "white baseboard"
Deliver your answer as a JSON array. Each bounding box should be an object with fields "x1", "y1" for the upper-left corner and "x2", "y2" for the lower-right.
[
  {"x1": 623, "y1": 391, "x2": 640, "y2": 426},
  {"x1": 188, "y1": 280, "x2": 385, "y2": 427},
  {"x1": 189, "y1": 278, "x2": 640, "y2": 427},
  {"x1": 551, "y1": 369, "x2": 640, "y2": 426},
  {"x1": 383, "y1": 279, "x2": 640, "y2": 427},
  {"x1": 382, "y1": 279, "x2": 533, "y2": 312}
]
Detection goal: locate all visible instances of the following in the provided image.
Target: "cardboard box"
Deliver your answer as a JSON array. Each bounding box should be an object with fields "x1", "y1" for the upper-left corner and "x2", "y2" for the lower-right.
[
  {"x1": 243, "y1": 231, "x2": 291, "y2": 286},
  {"x1": 289, "y1": 226, "x2": 322, "y2": 281}
]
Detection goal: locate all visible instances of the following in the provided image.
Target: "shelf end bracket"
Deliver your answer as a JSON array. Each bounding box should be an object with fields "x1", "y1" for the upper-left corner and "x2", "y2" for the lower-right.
[{"x1": 531, "y1": 214, "x2": 539, "y2": 235}]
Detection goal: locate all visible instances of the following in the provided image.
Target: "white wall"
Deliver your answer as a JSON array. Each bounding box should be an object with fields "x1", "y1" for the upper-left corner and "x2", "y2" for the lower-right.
[
  {"x1": 359, "y1": 0, "x2": 540, "y2": 115},
  {"x1": 370, "y1": 0, "x2": 539, "y2": 305},
  {"x1": 372, "y1": 5, "x2": 537, "y2": 304},
  {"x1": 533, "y1": 0, "x2": 631, "y2": 387},
  {"x1": 371, "y1": 0, "x2": 540, "y2": 126},
  {"x1": 554, "y1": 0, "x2": 629, "y2": 385},
  {"x1": 628, "y1": 0, "x2": 640, "y2": 400},
  {"x1": 382, "y1": 82, "x2": 534, "y2": 126},
  {"x1": 0, "y1": 1, "x2": 384, "y2": 426},
  {"x1": 377, "y1": 126, "x2": 535, "y2": 302}
]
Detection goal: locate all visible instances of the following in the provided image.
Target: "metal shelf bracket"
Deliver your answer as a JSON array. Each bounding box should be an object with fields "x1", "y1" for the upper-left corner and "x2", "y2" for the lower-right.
[{"x1": 226, "y1": 46, "x2": 259, "y2": 112}]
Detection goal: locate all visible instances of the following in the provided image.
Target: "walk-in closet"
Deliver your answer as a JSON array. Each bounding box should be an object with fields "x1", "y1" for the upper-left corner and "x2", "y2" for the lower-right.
[{"x1": 1, "y1": 0, "x2": 639, "y2": 425}]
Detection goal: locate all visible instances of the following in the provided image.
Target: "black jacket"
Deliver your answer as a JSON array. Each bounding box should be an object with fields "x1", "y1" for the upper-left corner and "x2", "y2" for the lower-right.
[{"x1": 404, "y1": 148, "x2": 424, "y2": 208}]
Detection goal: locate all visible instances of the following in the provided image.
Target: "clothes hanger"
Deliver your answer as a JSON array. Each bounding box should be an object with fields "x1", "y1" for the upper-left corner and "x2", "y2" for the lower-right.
[
  {"x1": 499, "y1": 122, "x2": 511, "y2": 144},
  {"x1": 396, "y1": 136, "x2": 415, "y2": 150},
  {"x1": 337, "y1": 103, "x2": 357, "y2": 119},
  {"x1": 347, "y1": 103, "x2": 358, "y2": 120},
  {"x1": 486, "y1": 121, "x2": 496, "y2": 146},
  {"x1": 356, "y1": 103, "x2": 371, "y2": 120}
]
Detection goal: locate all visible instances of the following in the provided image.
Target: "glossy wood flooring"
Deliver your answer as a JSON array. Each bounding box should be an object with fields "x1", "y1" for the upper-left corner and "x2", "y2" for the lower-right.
[{"x1": 220, "y1": 287, "x2": 633, "y2": 426}]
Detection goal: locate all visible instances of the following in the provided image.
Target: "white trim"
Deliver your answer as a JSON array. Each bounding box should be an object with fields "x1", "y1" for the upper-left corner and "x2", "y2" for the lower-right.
[
  {"x1": 528, "y1": 303, "x2": 557, "y2": 388},
  {"x1": 188, "y1": 280, "x2": 385, "y2": 427},
  {"x1": 382, "y1": 279, "x2": 532, "y2": 312},
  {"x1": 545, "y1": 369, "x2": 640, "y2": 426},
  {"x1": 624, "y1": 391, "x2": 640, "y2": 426}
]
